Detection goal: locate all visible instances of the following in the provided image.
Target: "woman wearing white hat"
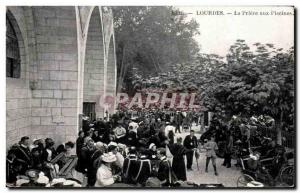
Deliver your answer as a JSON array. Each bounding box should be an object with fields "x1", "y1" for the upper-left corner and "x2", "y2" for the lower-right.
[{"x1": 94, "y1": 153, "x2": 117, "y2": 187}]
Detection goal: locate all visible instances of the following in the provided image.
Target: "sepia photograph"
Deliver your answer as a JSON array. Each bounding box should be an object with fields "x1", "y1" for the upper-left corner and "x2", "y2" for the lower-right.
[{"x1": 5, "y1": 5, "x2": 295, "y2": 189}]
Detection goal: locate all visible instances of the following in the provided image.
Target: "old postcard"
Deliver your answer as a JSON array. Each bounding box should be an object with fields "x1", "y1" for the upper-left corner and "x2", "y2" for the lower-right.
[{"x1": 6, "y1": 6, "x2": 295, "y2": 188}]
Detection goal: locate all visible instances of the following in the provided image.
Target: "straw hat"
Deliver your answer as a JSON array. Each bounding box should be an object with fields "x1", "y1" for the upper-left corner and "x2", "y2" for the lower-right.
[
  {"x1": 95, "y1": 142, "x2": 105, "y2": 150},
  {"x1": 101, "y1": 152, "x2": 117, "y2": 163},
  {"x1": 149, "y1": 143, "x2": 156, "y2": 150},
  {"x1": 108, "y1": 141, "x2": 118, "y2": 148},
  {"x1": 114, "y1": 126, "x2": 126, "y2": 138}
]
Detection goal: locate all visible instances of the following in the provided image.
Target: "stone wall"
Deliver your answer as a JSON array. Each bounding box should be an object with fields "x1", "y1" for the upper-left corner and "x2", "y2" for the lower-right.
[
  {"x1": 6, "y1": 6, "x2": 117, "y2": 148},
  {"x1": 30, "y1": 7, "x2": 79, "y2": 144}
]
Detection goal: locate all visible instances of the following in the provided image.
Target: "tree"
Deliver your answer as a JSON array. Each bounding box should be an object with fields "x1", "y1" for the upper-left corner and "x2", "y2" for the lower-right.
[
  {"x1": 129, "y1": 40, "x2": 294, "y2": 144},
  {"x1": 202, "y1": 40, "x2": 294, "y2": 144},
  {"x1": 112, "y1": 6, "x2": 200, "y2": 92}
]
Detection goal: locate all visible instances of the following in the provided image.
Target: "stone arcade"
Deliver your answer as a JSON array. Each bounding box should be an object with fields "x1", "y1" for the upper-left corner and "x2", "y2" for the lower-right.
[{"x1": 6, "y1": 6, "x2": 117, "y2": 147}]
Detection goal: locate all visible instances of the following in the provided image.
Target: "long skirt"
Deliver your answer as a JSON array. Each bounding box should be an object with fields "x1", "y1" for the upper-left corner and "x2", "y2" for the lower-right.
[{"x1": 172, "y1": 157, "x2": 187, "y2": 181}]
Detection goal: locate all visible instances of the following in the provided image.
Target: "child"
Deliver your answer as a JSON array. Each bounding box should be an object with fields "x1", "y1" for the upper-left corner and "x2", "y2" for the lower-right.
[{"x1": 204, "y1": 136, "x2": 219, "y2": 176}]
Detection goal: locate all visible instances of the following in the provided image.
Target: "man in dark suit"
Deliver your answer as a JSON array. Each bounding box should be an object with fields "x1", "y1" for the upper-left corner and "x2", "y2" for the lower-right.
[
  {"x1": 183, "y1": 130, "x2": 198, "y2": 170},
  {"x1": 174, "y1": 112, "x2": 183, "y2": 133}
]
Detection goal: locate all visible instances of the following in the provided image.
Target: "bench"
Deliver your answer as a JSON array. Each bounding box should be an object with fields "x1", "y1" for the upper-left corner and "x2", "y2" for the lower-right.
[{"x1": 50, "y1": 153, "x2": 78, "y2": 178}]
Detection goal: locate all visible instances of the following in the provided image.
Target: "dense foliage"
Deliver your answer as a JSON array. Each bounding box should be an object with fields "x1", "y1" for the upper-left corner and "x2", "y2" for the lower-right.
[
  {"x1": 128, "y1": 40, "x2": 294, "y2": 142},
  {"x1": 112, "y1": 6, "x2": 200, "y2": 92}
]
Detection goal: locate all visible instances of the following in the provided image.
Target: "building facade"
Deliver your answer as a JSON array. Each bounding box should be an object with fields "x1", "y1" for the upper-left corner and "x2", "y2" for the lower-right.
[{"x1": 6, "y1": 6, "x2": 117, "y2": 147}]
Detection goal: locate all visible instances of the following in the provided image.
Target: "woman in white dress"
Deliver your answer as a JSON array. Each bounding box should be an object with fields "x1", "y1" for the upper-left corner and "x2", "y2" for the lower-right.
[{"x1": 94, "y1": 153, "x2": 117, "y2": 187}]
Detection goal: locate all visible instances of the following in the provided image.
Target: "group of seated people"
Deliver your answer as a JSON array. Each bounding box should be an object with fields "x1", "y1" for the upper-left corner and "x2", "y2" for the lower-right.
[{"x1": 6, "y1": 136, "x2": 77, "y2": 187}]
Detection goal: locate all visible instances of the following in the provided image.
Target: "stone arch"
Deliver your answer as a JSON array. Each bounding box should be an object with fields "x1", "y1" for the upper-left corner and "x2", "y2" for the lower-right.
[
  {"x1": 82, "y1": 7, "x2": 106, "y2": 119},
  {"x1": 76, "y1": 6, "x2": 117, "y2": 121}
]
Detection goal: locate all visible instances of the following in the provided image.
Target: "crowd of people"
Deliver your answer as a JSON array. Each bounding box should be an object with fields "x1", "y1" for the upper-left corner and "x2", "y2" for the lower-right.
[
  {"x1": 75, "y1": 110, "x2": 203, "y2": 187},
  {"x1": 6, "y1": 109, "x2": 290, "y2": 187}
]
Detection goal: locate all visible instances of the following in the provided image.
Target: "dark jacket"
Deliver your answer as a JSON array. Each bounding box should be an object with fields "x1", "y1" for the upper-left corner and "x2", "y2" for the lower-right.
[
  {"x1": 13, "y1": 145, "x2": 32, "y2": 174},
  {"x1": 133, "y1": 156, "x2": 151, "y2": 185},
  {"x1": 122, "y1": 154, "x2": 138, "y2": 184},
  {"x1": 183, "y1": 135, "x2": 198, "y2": 149},
  {"x1": 76, "y1": 137, "x2": 84, "y2": 156}
]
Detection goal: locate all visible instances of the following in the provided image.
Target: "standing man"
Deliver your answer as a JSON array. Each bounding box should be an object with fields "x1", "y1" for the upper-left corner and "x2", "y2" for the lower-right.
[
  {"x1": 183, "y1": 130, "x2": 198, "y2": 170},
  {"x1": 174, "y1": 112, "x2": 183, "y2": 133},
  {"x1": 223, "y1": 130, "x2": 233, "y2": 168}
]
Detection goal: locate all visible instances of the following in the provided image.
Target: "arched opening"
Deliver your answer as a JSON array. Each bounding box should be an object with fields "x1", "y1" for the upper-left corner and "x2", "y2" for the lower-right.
[
  {"x1": 6, "y1": 10, "x2": 22, "y2": 78},
  {"x1": 83, "y1": 7, "x2": 105, "y2": 120}
]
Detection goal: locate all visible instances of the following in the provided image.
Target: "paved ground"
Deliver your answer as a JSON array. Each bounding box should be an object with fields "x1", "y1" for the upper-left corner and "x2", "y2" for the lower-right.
[{"x1": 173, "y1": 124, "x2": 242, "y2": 187}]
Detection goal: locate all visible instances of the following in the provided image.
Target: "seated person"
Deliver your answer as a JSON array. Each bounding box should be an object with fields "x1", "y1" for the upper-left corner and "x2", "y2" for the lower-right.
[
  {"x1": 147, "y1": 143, "x2": 158, "y2": 160},
  {"x1": 133, "y1": 149, "x2": 152, "y2": 186},
  {"x1": 247, "y1": 151, "x2": 261, "y2": 171},
  {"x1": 155, "y1": 148, "x2": 177, "y2": 187},
  {"x1": 43, "y1": 138, "x2": 57, "y2": 162},
  {"x1": 42, "y1": 138, "x2": 59, "y2": 180},
  {"x1": 13, "y1": 136, "x2": 32, "y2": 175},
  {"x1": 31, "y1": 148, "x2": 44, "y2": 171},
  {"x1": 7, "y1": 149, "x2": 19, "y2": 184},
  {"x1": 56, "y1": 141, "x2": 75, "y2": 156},
  {"x1": 122, "y1": 147, "x2": 138, "y2": 184},
  {"x1": 247, "y1": 151, "x2": 274, "y2": 186},
  {"x1": 55, "y1": 141, "x2": 76, "y2": 171}
]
